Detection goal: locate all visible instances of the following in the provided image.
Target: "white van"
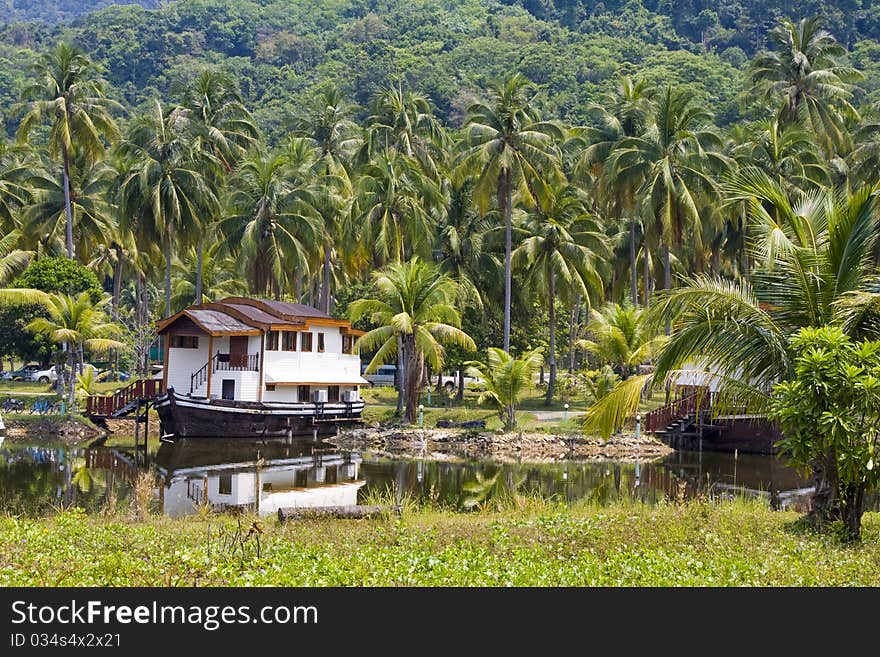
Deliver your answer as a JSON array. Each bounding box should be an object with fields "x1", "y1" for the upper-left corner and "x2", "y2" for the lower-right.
[{"x1": 362, "y1": 364, "x2": 397, "y2": 387}]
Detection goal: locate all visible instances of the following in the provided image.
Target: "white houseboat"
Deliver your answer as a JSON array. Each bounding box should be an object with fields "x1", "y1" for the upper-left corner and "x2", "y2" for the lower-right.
[{"x1": 153, "y1": 297, "x2": 368, "y2": 438}]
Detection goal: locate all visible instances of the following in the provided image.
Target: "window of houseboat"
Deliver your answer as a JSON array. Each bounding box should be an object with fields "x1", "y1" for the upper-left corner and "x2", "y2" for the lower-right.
[
  {"x1": 170, "y1": 335, "x2": 199, "y2": 349},
  {"x1": 342, "y1": 335, "x2": 352, "y2": 354},
  {"x1": 282, "y1": 331, "x2": 297, "y2": 351},
  {"x1": 328, "y1": 385, "x2": 339, "y2": 402},
  {"x1": 266, "y1": 330, "x2": 280, "y2": 351},
  {"x1": 317, "y1": 332, "x2": 325, "y2": 352},
  {"x1": 301, "y1": 332, "x2": 313, "y2": 352},
  {"x1": 298, "y1": 384, "x2": 310, "y2": 401},
  {"x1": 219, "y1": 473, "x2": 232, "y2": 495}
]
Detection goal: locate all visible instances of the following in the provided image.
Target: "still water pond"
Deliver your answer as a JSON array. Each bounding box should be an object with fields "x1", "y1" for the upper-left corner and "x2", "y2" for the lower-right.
[{"x1": 0, "y1": 435, "x2": 826, "y2": 516}]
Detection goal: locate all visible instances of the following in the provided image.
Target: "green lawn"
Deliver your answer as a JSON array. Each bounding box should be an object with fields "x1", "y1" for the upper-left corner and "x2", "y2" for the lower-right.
[
  {"x1": 360, "y1": 385, "x2": 666, "y2": 434},
  {"x1": 2, "y1": 500, "x2": 878, "y2": 586}
]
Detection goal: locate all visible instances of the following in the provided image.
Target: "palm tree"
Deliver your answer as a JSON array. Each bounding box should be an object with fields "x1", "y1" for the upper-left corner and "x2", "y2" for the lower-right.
[
  {"x1": 289, "y1": 84, "x2": 360, "y2": 310},
  {"x1": 349, "y1": 258, "x2": 476, "y2": 424},
  {"x1": 21, "y1": 156, "x2": 116, "y2": 263},
  {"x1": 607, "y1": 85, "x2": 729, "y2": 324},
  {"x1": 576, "y1": 77, "x2": 652, "y2": 305},
  {"x1": 465, "y1": 347, "x2": 543, "y2": 430},
  {"x1": 513, "y1": 185, "x2": 608, "y2": 403},
  {"x1": 750, "y1": 16, "x2": 861, "y2": 154},
  {"x1": 171, "y1": 241, "x2": 247, "y2": 310},
  {"x1": 118, "y1": 101, "x2": 219, "y2": 317},
  {"x1": 361, "y1": 82, "x2": 447, "y2": 179},
  {"x1": 730, "y1": 117, "x2": 829, "y2": 192},
  {"x1": 178, "y1": 69, "x2": 258, "y2": 303},
  {"x1": 585, "y1": 171, "x2": 880, "y2": 526},
  {"x1": 353, "y1": 149, "x2": 442, "y2": 265},
  {"x1": 26, "y1": 292, "x2": 124, "y2": 412},
  {"x1": 577, "y1": 302, "x2": 666, "y2": 378},
  {"x1": 219, "y1": 149, "x2": 319, "y2": 298},
  {"x1": 457, "y1": 73, "x2": 564, "y2": 352},
  {"x1": 17, "y1": 43, "x2": 120, "y2": 260},
  {"x1": 436, "y1": 178, "x2": 501, "y2": 310},
  {"x1": 0, "y1": 230, "x2": 32, "y2": 284}
]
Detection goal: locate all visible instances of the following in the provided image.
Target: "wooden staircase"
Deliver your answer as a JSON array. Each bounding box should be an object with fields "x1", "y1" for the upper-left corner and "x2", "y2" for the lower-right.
[{"x1": 85, "y1": 379, "x2": 166, "y2": 418}]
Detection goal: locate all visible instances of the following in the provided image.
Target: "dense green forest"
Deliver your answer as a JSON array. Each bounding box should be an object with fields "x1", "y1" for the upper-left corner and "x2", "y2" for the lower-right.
[{"x1": 4, "y1": 0, "x2": 880, "y2": 138}]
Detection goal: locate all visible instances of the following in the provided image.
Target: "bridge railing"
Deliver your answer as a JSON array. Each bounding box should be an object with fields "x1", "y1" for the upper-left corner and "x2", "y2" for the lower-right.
[
  {"x1": 86, "y1": 379, "x2": 165, "y2": 417},
  {"x1": 644, "y1": 391, "x2": 713, "y2": 432}
]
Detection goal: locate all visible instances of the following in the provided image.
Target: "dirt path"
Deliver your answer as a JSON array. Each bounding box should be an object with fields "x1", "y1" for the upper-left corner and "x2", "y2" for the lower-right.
[{"x1": 528, "y1": 409, "x2": 587, "y2": 421}]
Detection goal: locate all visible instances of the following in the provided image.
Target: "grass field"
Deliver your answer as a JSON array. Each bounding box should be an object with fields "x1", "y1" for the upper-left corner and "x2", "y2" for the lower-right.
[{"x1": 2, "y1": 499, "x2": 878, "y2": 586}]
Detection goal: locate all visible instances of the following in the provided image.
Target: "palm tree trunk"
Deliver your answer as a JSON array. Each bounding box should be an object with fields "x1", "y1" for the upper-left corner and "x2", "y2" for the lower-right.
[
  {"x1": 395, "y1": 335, "x2": 405, "y2": 417},
  {"x1": 568, "y1": 295, "x2": 580, "y2": 372},
  {"x1": 62, "y1": 146, "x2": 74, "y2": 260},
  {"x1": 643, "y1": 246, "x2": 650, "y2": 307},
  {"x1": 67, "y1": 348, "x2": 76, "y2": 414},
  {"x1": 663, "y1": 242, "x2": 671, "y2": 336},
  {"x1": 456, "y1": 368, "x2": 464, "y2": 402},
  {"x1": 195, "y1": 237, "x2": 204, "y2": 305},
  {"x1": 321, "y1": 247, "x2": 331, "y2": 314},
  {"x1": 164, "y1": 237, "x2": 172, "y2": 318},
  {"x1": 295, "y1": 269, "x2": 303, "y2": 302},
  {"x1": 111, "y1": 246, "x2": 122, "y2": 322},
  {"x1": 630, "y1": 220, "x2": 638, "y2": 306},
  {"x1": 546, "y1": 270, "x2": 557, "y2": 405},
  {"x1": 403, "y1": 335, "x2": 422, "y2": 424},
  {"x1": 502, "y1": 170, "x2": 512, "y2": 353}
]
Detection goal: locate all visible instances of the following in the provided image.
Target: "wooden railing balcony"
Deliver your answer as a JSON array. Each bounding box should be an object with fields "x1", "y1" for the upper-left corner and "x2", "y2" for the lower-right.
[
  {"x1": 644, "y1": 392, "x2": 713, "y2": 433},
  {"x1": 213, "y1": 351, "x2": 260, "y2": 372}
]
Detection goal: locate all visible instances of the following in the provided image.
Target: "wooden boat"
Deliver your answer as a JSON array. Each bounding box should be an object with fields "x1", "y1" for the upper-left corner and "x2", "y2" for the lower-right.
[{"x1": 154, "y1": 386, "x2": 365, "y2": 439}]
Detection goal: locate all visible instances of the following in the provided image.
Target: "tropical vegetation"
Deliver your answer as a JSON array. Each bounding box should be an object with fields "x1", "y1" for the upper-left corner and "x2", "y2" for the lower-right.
[{"x1": 4, "y1": 4, "x2": 880, "y2": 537}]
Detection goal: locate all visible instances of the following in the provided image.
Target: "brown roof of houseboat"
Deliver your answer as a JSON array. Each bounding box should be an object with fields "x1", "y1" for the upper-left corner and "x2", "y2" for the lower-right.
[{"x1": 156, "y1": 297, "x2": 357, "y2": 335}]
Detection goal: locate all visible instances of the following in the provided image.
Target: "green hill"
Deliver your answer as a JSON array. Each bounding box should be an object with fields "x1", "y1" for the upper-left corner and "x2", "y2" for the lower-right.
[{"x1": 1, "y1": 0, "x2": 879, "y2": 137}]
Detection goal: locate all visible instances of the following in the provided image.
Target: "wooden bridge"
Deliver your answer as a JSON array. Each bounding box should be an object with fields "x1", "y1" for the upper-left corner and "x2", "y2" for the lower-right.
[
  {"x1": 644, "y1": 392, "x2": 719, "y2": 438},
  {"x1": 85, "y1": 379, "x2": 165, "y2": 418}
]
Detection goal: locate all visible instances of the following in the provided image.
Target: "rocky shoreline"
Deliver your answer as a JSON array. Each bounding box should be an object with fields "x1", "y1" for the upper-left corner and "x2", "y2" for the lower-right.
[
  {"x1": 332, "y1": 426, "x2": 673, "y2": 463},
  {"x1": 1, "y1": 416, "x2": 101, "y2": 443}
]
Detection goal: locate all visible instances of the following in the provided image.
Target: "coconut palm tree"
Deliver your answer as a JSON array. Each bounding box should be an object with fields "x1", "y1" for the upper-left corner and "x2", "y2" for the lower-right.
[
  {"x1": 465, "y1": 347, "x2": 544, "y2": 430},
  {"x1": 513, "y1": 185, "x2": 608, "y2": 403},
  {"x1": 577, "y1": 302, "x2": 666, "y2": 378},
  {"x1": 17, "y1": 42, "x2": 120, "y2": 260},
  {"x1": 353, "y1": 148, "x2": 442, "y2": 266},
  {"x1": 21, "y1": 156, "x2": 116, "y2": 263},
  {"x1": 118, "y1": 101, "x2": 219, "y2": 317},
  {"x1": 178, "y1": 68, "x2": 258, "y2": 303},
  {"x1": 750, "y1": 16, "x2": 861, "y2": 154},
  {"x1": 585, "y1": 171, "x2": 880, "y2": 526},
  {"x1": 607, "y1": 85, "x2": 729, "y2": 326},
  {"x1": 171, "y1": 241, "x2": 247, "y2": 311},
  {"x1": 219, "y1": 149, "x2": 319, "y2": 299},
  {"x1": 26, "y1": 292, "x2": 124, "y2": 412},
  {"x1": 361, "y1": 82, "x2": 447, "y2": 180},
  {"x1": 349, "y1": 258, "x2": 476, "y2": 424},
  {"x1": 436, "y1": 178, "x2": 501, "y2": 310},
  {"x1": 576, "y1": 77, "x2": 652, "y2": 305},
  {"x1": 730, "y1": 117, "x2": 829, "y2": 192},
  {"x1": 457, "y1": 73, "x2": 564, "y2": 352}
]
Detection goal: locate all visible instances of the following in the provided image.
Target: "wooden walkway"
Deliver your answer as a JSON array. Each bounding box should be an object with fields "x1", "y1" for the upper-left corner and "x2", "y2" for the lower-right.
[{"x1": 85, "y1": 379, "x2": 165, "y2": 418}]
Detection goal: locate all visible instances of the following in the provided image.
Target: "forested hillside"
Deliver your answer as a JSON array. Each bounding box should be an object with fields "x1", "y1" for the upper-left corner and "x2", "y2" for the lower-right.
[{"x1": 2, "y1": 0, "x2": 880, "y2": 138}]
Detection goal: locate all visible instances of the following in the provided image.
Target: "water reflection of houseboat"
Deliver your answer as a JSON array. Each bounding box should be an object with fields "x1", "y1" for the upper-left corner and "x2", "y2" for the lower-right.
[{"x1": 154, "y1": 438, "x2": 364, "y2": 518}]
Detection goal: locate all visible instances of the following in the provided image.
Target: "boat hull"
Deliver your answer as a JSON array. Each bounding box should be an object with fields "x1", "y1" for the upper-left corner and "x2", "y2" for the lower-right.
[{"x1": 154, "y1": 389, "x2": 365, "y2": 439}]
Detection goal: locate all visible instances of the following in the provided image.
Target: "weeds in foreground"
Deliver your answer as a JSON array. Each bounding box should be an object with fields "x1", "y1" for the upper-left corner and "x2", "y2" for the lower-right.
[{"x1": 132, "y1": 471, "x2": 153, "y2": 520}]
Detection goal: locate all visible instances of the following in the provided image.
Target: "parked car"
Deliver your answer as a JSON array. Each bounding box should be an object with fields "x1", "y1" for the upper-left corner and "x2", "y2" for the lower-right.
[
  {"x1": 437, "y1": 370, "x2": 484, "y2": 393},
  {"x1": 362, "y1": 364, "x2": 398, "y2": 387},
  {"x1": 2, "y1": 364, "x2": 41, "y2": 381},
  {"x1": 30, "y1": 363, "x2": 99, "y2": 384}
]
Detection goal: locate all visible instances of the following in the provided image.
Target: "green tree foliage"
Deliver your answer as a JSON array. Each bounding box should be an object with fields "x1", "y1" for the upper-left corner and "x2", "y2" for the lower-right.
[
  {"x1": 349, "y1": 258, "x2": 476, "y2": 424},
  {"x1": 465, "y1": 347, "x2": 544, "y2": 429},
  {"x1": 770, "y1": 326, "x2": 880, "y2": 541}
]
